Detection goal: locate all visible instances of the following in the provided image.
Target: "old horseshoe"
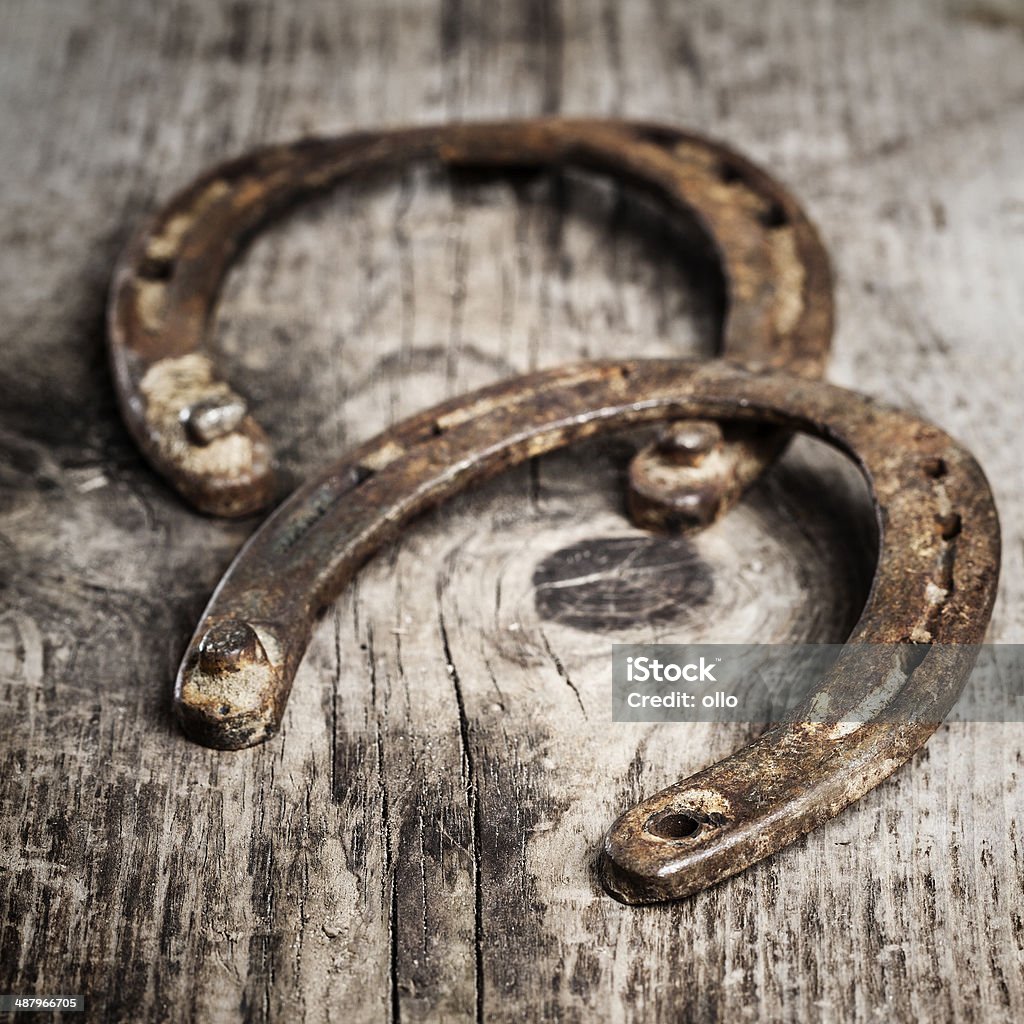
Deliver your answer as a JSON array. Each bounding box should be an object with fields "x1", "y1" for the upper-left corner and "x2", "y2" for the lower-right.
[
  {"x1": 172, "y1": 359, "x2": 999, "y2": 903},
  {"x1": 107, "y1": 119, "x2": 833, "y2": 526}
]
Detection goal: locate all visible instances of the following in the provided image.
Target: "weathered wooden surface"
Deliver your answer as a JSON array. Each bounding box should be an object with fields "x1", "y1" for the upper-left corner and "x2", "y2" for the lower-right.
[{"x1": 1, "y1": 1, "x2": 1022, "y2": 1021}]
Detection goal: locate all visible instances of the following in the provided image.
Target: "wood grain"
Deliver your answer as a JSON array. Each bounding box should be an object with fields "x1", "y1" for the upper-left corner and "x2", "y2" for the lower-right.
[{"x1": 1, "y1": 1, "x2": 1022, "y2": 1021}]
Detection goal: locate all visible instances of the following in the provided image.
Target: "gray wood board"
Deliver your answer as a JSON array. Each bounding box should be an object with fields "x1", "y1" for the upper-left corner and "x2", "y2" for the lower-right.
[{"x1": 1, "y1": 1, "x2": 1022, "y2": 1021}]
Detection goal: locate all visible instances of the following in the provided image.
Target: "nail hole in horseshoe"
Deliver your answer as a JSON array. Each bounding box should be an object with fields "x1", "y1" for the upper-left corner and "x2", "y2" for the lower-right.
[
  {"x1": 634, "y1": 125, "x2": 680, "y2": 148},
  {"x1": 922, "y1": 457, "x2": 948, "y2": 479},
  {"x1": 937, "y1": 512, "x2": 962, "y2": 540},
  {"x1": 758, "y1": 201, "x2": 789, "y2": 229},
  {"x1": 137, "y1": 255, "x2": 176, "y2": 281},
  {"x1": 646, "y1": 811, "x2": 704, "y2": 840},
  {"x1": 897, "y1": 644, "x2": 930, "y2": 675},
  {"x1": 718, "y1": 162, "x2": 743, "y2": 185}
]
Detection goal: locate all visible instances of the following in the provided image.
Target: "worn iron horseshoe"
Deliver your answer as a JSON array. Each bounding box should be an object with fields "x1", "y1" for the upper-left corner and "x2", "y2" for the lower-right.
[
  {"x1": 107, "y1": 119, "x2": 832, "y2": 527},
  {"x1": 173, "y1": 359, "x2": 999, "y2": 903}
]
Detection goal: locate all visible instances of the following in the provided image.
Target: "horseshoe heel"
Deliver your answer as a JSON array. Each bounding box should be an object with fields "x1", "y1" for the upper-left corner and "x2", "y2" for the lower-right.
[
  {"x1": 174, "y1": 359, "x2": 999, "y2": 902},
  {"x1": 107, "y1": 119, "x2": 832, "y2": 522}
]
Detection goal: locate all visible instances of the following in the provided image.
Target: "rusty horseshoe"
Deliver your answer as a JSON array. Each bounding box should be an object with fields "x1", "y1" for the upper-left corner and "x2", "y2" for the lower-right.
[
  {"x1": 107, "y1": 119, "x2": 832, "y2": 527},
  {"x1": 172, "y1": 359, "x2": 999, "y2": 903}
]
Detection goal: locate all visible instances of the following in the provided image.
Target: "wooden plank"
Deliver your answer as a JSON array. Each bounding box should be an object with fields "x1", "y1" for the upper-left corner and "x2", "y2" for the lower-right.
[{"x1": 1, "y1": 1, "x2": 1022, "y2": 1021}]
